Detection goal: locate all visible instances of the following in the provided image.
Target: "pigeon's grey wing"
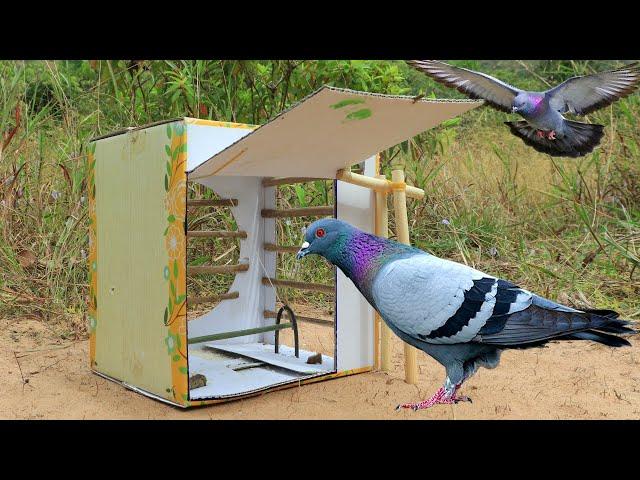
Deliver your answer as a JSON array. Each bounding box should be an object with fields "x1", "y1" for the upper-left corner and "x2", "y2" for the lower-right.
[
  {"x1": 371, "y1": 255, "x2": 531, "y2": 345},
  {"x1": 546, "y1": 62, "x2": 640, "y2": 115},
  {"x1": 474, "y1": 294, "x2": 634, "y2": 346},
  {"x1": 407, "y1": 60, "x2": 521, "y2": 113}
]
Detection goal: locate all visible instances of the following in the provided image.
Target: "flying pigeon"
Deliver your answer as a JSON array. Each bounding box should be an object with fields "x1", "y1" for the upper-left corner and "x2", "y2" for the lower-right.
[
  {"x1": 296, "y1": 218, "x2": 636, "y2": 411},
  {"x1": 407, "y1": 60, "x2": 640, "y2": 158}
]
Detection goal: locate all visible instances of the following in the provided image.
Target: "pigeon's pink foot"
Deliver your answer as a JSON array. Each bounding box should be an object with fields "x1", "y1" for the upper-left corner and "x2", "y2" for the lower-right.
[
  {"x1": 536, "y1": 130, "x2": 545, "y2": 138},
  {"x1": 395, "y1": 385, "x2": 472, "y2": 411},
  {"x1": 547, "y1": 130, "x2": 556, "y2": 140}
]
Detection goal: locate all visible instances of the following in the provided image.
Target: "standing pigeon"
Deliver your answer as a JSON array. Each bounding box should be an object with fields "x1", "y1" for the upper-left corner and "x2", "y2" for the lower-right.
[
  {"x1": 296, "y1": 218, "x2": 636, "y2": 410},
  {"x1": 407, "y1": 60, "x2": 640, "y2": 158}
]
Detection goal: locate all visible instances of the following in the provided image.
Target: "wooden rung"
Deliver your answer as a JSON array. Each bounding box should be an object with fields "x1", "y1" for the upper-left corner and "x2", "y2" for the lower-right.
[
  {"x1": 188, "y1": 291, "x2": 239, "y2": 305},
  {"x1": 261, "y1": 177, "x2": 326, "y2": 188},
  {"x1": 188, "y1": 322, "x2": 293, "y2": 344},
  {"x1": 263, "y1": 243, "x2": 300, "y2": 254},
  {"x1": 187, "y1": 198, "x2": 238, "y2": 207},
  {"x1": 188, "y1": 264, "x2": 249, "y2": 275},
  {"x1": 264, "y1": 310, "x2": 334, "y2": 326},
  {"x1": 232, "y1": 362, "x2": 265, "y2": 371},
  {"x1": 261, "y1": 277, "x2": 334, "y2": 294},
  {"x1": 261, "y1": 206, "x2": 333, "y2": 218},
  {"x1": 187, "y1": 230, "x2": 247, "y2": 239}
]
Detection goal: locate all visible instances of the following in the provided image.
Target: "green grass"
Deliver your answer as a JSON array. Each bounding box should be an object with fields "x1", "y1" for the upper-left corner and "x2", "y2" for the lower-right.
[{"x1": 1, "y1": 60, "x2": 639, "y2": 336}]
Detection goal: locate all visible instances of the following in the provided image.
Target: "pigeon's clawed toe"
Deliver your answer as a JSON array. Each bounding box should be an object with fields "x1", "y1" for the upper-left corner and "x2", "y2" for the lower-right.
[
  {"x1": 536, "y1": 130, "x2": 545, "y2": 138},
  {"x1": 454, "y1": 395, "x2": 472, "y2": 404},
  {"x1": 396, "y1": 386, "x2": 469, "y2": 411},
  {"x1": 547, "y1": 130, "x2": 557, "y2": 140}
]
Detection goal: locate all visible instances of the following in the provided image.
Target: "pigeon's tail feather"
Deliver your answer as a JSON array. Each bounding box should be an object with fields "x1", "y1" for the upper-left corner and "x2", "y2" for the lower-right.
[
  {"x1": 505, "y1": 120, "x2": 604, "y2": 158},
  {"x1": 583, "y1": 308, "x2": 619, "y2": 319},
  {"x1": 591, "y1": 318, "x2": 637, "y2": 335},
  {"x1": 477, "y1": 305, "x2": 636, "y2": 348},
  {"x1": 567, "y1": 331, "x2": 631, "y2": 347}
]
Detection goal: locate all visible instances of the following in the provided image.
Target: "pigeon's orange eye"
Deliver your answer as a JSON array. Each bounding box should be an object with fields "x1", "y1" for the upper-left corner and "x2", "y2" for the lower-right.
[{"x1": 315, "y1": 228, "x2": 325, "y2": 238}]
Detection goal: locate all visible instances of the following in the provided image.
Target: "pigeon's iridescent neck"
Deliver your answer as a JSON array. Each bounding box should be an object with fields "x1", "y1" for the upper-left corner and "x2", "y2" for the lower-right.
[
  {"x1": 346, "y1": 232, "x2": 388, "y2": 284},
  {"x1": 329, "y1": 230, "x2": 418, "y2": 301},
  {"x1": 527, "y1": 93, "x2": 545, "y2": 115}
]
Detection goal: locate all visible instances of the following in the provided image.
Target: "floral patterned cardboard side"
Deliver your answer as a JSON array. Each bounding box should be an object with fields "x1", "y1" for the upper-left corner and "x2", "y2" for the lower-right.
[
  {"x1": 163, "y1": 122, "x2": 189, "y2": 405},
  {"x1": 87, "y1": 141, "x2": 98, "y2": 368}
]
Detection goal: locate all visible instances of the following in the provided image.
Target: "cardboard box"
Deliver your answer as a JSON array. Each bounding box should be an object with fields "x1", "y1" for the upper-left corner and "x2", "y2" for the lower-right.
[{"x1": 87, "y1": 86, "x2": 480, "y2": 407}]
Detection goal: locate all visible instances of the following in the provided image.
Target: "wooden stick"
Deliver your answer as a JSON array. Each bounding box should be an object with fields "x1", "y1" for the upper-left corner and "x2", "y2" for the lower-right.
[
  {"x1": 336, "y1": 169, "x2": 425, "y2": 200},
  {"x1": 261, "y1": 206, "x2": 334, "y2": 218},
  {"x1": 264, "y1": 310, "x2": 334, "y2": 326},
  {"x1": 188, "y1": 291, "x2": 239, "y2": 305},
  {"x1": 187, "y1": 230, "x2": 247, "y2": 239},
  {"x1": 261, "y1": 277, "x2": 334, "y2": 294},
  {"x1": 187, "y1": 263, "x2": 249, "y2": 275},
  {"x1": 187, "y1": 198, "x2": 238, "y2": 207},
  {"x1": 263, "y1": 243, "x2": 300, "y2": 254},
  {"x1": 392, "y1": 168, "x2": 418, "y2": 385},
  {"x1": 261, "y1": 177, "x2": 326, "y2": 187},
  {"x1": 188, "y1": 322, "x2": 293, "y2": 344},
  {"x1": 375, "y1": 174, "x2": 391, "y2": 372},
  {"x1": 232, "y1": 362, "x2": 265, "y2": 371}
]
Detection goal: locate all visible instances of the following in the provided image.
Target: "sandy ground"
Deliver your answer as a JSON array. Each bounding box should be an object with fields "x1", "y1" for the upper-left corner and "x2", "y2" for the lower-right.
[{"x1": 1, "y1": 313, "x2": 640, "y2": 419}]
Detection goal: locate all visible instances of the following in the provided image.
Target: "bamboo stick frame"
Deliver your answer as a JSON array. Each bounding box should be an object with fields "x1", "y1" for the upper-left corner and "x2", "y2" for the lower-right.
[
  {"x1": 391, "y1": 168, "x2": 418, "y2": 385},
  {"x1": 375, "y1": 173, "x2": 392, "y2": 372},
  {"x1": 336, "y1": 169, "x2": 425, "y2": 200}
]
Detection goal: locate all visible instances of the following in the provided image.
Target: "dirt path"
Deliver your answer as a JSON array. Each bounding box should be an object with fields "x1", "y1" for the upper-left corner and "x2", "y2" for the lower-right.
[{"x1": 1, "y1": 316, "x2": 639, "y2": 419}]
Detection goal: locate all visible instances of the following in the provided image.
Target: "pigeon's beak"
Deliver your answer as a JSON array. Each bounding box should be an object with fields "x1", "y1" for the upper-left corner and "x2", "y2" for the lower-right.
[
  {"x1": 511, "y1": 106, "x2": 518, "y2": 113},
  {"x1": 296, "y1": 241, "x2": 310, "y2": 260}
]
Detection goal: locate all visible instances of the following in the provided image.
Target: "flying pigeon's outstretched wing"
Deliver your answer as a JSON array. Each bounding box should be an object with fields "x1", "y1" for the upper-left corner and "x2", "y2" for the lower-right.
[
  {"x1": 371, "y1": 253, "x2": 634, "y2": 347},
  {"x1": 546, "y1": 62, "x2": 640, "y2": 116},
  {"x1": 407, "y1": 60, "x2": 521, "y2": 113}
]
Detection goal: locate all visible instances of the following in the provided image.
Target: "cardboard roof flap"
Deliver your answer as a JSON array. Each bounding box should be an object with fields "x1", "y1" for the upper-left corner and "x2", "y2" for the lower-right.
[
  {"x1": 91, "y1": 86, "x2": 482, "y2": 179},
  {"x1": 189, "y1": 86, "x2": 481, "y2": 179}
]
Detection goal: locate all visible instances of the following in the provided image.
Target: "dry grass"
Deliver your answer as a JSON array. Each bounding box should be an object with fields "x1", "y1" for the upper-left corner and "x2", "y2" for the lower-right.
[{"x1": 1, "y1": 60, "x2": 639, "y2": 337}]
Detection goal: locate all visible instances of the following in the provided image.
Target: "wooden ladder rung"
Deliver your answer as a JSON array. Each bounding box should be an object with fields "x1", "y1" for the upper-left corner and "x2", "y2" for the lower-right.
[
  {"x1": 262, "y1": 177, "x2": 327, "y2": 188},
  {"x1": 188, "y1": 291, "x2": 239, "y2": 305},
  {"x1": 188, "y1": 264, "x2": 249, "y2": 275},
  {"x1": 188, "y1": 322, "x2": 293, "y2": 344},
  {"x1": 187, "y1": 199, "x2": 238, "y2": 207},
  {"x1": 263, "y1": 243, "x2": 300, "y2": 254},
  {"x1": 187, "y1": 230, "x2": 247, "y2": 239},
  {"x1": 264, "y1": 309, "x2": 334, "y2": 326},
  {"x1": 261, "y1": 206, "x2": 333, "y2": 218},
  {"x1": 261, "y1": 277, "x2": 334, "y2": 294}
]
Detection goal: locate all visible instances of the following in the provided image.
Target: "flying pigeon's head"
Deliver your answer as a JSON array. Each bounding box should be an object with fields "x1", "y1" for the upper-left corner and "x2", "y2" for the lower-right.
[
  {"x1": 512, "y1": 92, "x2": 541, "y2": 115},
  {"x1": 511, "y1": 92, "x2": 529, "y2": 113},
  {"x1": 296, "y1": 218, "x2": 354, "y2": 262}
]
